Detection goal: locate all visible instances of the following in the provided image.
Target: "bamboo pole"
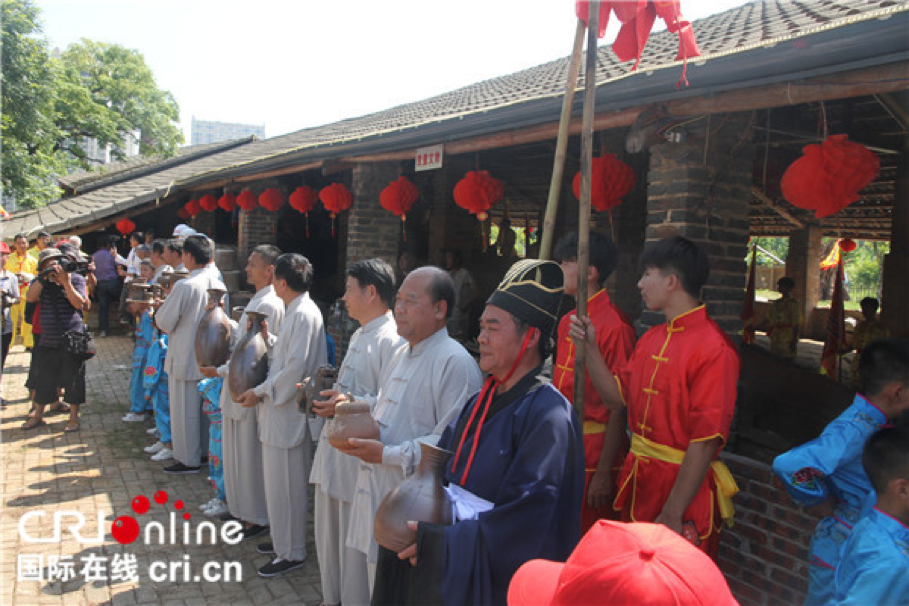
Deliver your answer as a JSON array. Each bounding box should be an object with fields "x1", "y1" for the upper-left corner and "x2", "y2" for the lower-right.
[
  {"x1": 573, "y1": 3, "x2": 598, "y2": 421},
  {"x1": 538, "y1": 18, "x2": 586, "y2": 260}
]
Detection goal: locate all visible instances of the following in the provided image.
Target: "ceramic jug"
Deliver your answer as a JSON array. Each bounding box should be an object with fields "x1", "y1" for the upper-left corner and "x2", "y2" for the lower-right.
[
  {"x1": 228, "y1": 310, "x2": 269, "y2": 401},
  {"x1": 195, "y1": 288, "x2": 231, "y2": 367},
  {"x1": 325, "y1": 400, "x2": 380, "y2": 447},
  {"x1": 374, "y1": 442, "x2": 453, "y2": 552},
  {"x1": 298, "y1": 365, "x2": 338, "y2": 415}
]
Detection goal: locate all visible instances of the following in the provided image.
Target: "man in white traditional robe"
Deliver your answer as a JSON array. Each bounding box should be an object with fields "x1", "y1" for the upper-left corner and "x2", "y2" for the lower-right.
[
  {"x1": 154, "y1": 235, "x2": 226, "y2": 474},
  {"x1": 311, "y1": 259, "x2": 404, "y2": 606},
  {"x1": 148, "y1": 240, "x2": 172, "y2": 285},
  {"x1": 200, "y1": 245, "x2": 284, "y2": 535},
  {"x1": 238, "y1": 253, "x2": 327, "y2": 578},
  {"x1": 332, "y1": 266, "x2": 483, "y2": 592}
]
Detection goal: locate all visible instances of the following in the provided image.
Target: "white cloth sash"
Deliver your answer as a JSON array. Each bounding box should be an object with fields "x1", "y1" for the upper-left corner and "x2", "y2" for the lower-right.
[{"x1": 445, "y1": 483, "x2": 493, "y2": 522}]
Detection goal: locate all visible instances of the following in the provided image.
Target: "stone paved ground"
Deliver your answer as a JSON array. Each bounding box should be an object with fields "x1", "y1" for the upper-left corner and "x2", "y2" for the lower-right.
[{"x1": 1, "y1": 333, "x2": 323, "y2": 605}]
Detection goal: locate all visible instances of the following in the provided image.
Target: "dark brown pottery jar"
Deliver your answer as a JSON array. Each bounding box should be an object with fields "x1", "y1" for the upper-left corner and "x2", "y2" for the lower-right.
[
  {"x1": 374, "y1": 442, "x2": 453, "y2": 552},
  {"x1": 325, "y1": 400, "x2": 379, "y2": 447},
  {"x1": 298, "y1": 365, "x2": 338, "y2": 415},
  {"x1": 195, "y1": 288, "x2": 231, "y2": 367},
  {"x1": 228, "y1": 310, "x2": 269, "y2": 401}
]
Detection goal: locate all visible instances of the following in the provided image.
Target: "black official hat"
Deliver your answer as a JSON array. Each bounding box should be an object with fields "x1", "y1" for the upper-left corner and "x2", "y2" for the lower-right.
[{"x1": 487, "y1": 259, "x2": 564, "y2": 338}]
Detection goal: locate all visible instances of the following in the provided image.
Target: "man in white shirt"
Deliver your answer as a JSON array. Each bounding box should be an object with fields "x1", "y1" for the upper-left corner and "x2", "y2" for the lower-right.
[
  {"x1": 238, "y1": 254, "x2": 327, "y2": 578},
  {"x1": 200, "y1": 245, "x2": 284, "y2": 531},
  {"x1": 162, "y1": 240, "x2": 185, "y2": 272},
  {"x1": 333, "y1": 266, "x2": 483, "y2": 592},
  {"x1": 148, "y1": 240, "x2": 172, "y2": 285},
  {"x1": 311, "y1": 258, "x2": 404, "y2": 606},
  {"x1": 154, "y1": 235, "x2": 226, "y2": 474}
]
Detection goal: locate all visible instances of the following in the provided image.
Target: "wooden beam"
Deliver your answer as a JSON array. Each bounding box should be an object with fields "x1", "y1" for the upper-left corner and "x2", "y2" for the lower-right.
[
  {"x1": 184, "y1": 160, "x2": 324, "y2": 192},
  {"x1": 752, "y1": 186, "x2": 805, "y2": 228}
]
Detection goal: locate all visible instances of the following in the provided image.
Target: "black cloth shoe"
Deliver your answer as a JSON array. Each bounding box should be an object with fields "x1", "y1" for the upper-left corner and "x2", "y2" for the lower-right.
[
  {"x1": 257, "y1": 557, "x2": 305, "y2": 577},
  {"x1": 256, "y1": 542, "x2": 275, "y2": 555},
  {"x1": 241, "y1": 525, "x2": 269, "y2": 541},
  {"x1": 163, "y1": 462, "x2": 200, "y2": 475}
]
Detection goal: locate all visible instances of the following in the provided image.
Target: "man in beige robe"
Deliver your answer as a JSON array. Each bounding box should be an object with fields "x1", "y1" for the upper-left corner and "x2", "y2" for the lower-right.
[{"x1": 239, "y1": 253, "x2": 327, "y2": 577}]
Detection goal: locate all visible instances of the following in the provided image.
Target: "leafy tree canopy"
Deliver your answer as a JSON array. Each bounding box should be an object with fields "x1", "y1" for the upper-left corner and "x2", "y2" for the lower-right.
[{"x1": 1, "y1": 0, "x2": 183, "y2": 209}]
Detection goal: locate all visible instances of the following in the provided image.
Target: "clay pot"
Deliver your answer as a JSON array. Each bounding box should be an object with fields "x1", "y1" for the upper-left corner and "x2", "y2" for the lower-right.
[
  {"x1": 158, "y1": 270, "x2": 174, "y2": 288},
  {"x1": 228, "y1": 310, "x2": 269, "y2": 401},
  {"x1": 374, "y1": 442, "x2": 453, "y2": 552},
  {"x1": 230, "y1": 306, "x2": 246, "y2": 322},
  {"x1": 298, "y1": 364, "x2": 338, "y2": 415},
  {"x1": 125, "y1": 282, "x2": 152, "y2": 304},
  {"x1": 195, "y1": 288, "x2": 231, "y2": 367},
  {"x1": 325, "y1": 400, "x2": 379, "y2": 447},
  {"x1": 172, "y1": 269, "x2": 190, "y2": 283}
]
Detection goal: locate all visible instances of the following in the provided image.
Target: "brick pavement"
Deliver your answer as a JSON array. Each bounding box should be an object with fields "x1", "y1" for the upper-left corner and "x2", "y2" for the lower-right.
[{"x1": 1, "y1": 334, "x2": 324, "y2": 605}]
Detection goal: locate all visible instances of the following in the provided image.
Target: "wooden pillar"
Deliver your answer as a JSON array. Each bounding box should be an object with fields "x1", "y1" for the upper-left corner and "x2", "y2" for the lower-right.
[
  {"x1": 785, "y1": 225, "x2": 823, "y2": 338},
  {"x1": 881, "y1": 137, "x2": 909, "y2": 337}
]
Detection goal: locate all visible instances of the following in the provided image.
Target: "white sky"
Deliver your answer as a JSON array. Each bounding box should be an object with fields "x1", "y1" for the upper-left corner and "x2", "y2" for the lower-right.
[{"x1": 35, "y1": 0, "x2": 751, "y2": 141}]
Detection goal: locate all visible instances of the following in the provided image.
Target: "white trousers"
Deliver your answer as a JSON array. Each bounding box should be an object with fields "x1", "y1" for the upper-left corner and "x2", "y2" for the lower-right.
[
  {"x1": 262, "y1": 440, "x2": 311, "y2": 562},
  {"x1": 169, "y1": 378, "x2": 207, "y2": 467},
  {"x1": 314, "y1": 489, "x2": 371, "y2": 606},
  {"x1": 223, "y1": 416, "x2": 269, "y2": 525}
]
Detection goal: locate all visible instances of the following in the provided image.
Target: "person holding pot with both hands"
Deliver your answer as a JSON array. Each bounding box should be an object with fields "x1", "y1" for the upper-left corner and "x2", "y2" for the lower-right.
[{"x1": 22, "y1": 246, "x2": 88, "y2": 432}]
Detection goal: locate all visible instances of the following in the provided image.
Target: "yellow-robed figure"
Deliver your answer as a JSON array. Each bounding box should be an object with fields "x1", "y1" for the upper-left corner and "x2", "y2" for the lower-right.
[{"x1": 4, "y1": 238, "x2": 37, "y2": 349}]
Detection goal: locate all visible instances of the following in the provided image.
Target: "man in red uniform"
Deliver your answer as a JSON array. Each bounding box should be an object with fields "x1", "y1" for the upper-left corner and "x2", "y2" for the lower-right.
[
  {"x1": 570, "y1": 236, "x2": 739, "y2": 559},
  {"x1": 553, "y1": 231, "x2": 635, "y2": 531}
]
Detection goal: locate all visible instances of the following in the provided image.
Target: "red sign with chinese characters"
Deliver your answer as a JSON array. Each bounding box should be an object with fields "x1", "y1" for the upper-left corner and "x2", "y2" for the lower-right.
[{"x1": 415, "y1": 144, "x2": 444, "y2": 172}]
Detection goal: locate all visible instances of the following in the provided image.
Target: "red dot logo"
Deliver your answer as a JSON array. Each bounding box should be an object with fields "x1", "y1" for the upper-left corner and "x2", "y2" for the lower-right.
[
  {"x1": 183, "y1": 513, "x2": 191, "y2": 521},
  {"x1": 132, "y1": 495, "x2": 150, "y2": 515},
  {"x1": 153, "y1": 490, "x2": 168, "y2": 505},
  {"x1": 174, "y1": 500, "x2": 184, "y2": 511},
  {"x1": 111, "y1": 516, "x2": 140, "y2": 544}
]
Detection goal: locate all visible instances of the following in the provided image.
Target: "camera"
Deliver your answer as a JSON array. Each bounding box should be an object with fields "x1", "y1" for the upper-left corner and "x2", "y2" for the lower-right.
[{"x1": 59, "y1": 254, "x2": 90, "y2": 275}]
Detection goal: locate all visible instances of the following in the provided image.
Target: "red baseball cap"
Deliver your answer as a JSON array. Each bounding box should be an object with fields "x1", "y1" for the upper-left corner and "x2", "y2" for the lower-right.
[{"x1": 508, "y1": 521, "x2": 738, "y2": 606}]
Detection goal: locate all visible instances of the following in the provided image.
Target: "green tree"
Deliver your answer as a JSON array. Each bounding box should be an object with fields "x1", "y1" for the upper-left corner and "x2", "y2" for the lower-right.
[{"x1": 1, "y1": 0, "x2": 183, "y2": 209}]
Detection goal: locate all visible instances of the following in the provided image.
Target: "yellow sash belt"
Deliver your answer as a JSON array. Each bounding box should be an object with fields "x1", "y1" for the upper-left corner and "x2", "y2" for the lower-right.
[
  {"x1": 583, "y1": 421, "x2": 607, "y2": 435},
  {"x1": 630, "y1": 433, "x2": 738, "y2": 527}
]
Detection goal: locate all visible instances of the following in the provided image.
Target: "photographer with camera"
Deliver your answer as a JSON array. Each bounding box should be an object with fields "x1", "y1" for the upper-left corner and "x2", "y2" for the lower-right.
[
  {"x1": 0, "y1": 242, "x2": 21, "y2": 408},
  {"x1": 21, "y1": 245, "x2": 88, "y2": 432}
]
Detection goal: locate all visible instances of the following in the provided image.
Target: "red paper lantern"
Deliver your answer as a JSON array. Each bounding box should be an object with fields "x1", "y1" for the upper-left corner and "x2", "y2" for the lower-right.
[
  {"x1": 236, "y1": 190, "x2": 258, "y2": 211},
  {"x1": 289, "y1": 186, "x2": 318, "y2": 237},
  {"x1": 319, "y1": 183, "x2": 353, "y2": 218},
  {"x1": 199, "y1": 194, "x2": 218, "y2": 212},
  {"x1": 259, "y1": 188, "x2": 285, "y2": 212},
  {"x1": 289, "y1": 186, "x2": 318, "y2": 214},
  {"x1": 176, "y1": 207, "x2": 190, "y2": 220},
  {"x1": 781, "y1": 135, "x2": 880, "y2": 219},
  {"x1": 452, "y1": 171, "x2": 504, "y2": 222},
  {"x1": 380, "y1": 177, "x2": 420, "y2": 241},
  {"x1": 184, "y1": 199, "x2": 201, "y2": 217},
  {"x1": 218, "y1": 193, "x2": 237, "y2": 212},
  {"x1": 839, "y1": 238, "x2": 857, "y2": 253},
  {"x1": 319, "y1": 183, "x2": 353, "y2": 237},
  {"x1": 571, "y1": 154, "x2": 636, "y2": 212},
  {"x1": 115, "y1": 218, "x2": 136, "y2": 236}
]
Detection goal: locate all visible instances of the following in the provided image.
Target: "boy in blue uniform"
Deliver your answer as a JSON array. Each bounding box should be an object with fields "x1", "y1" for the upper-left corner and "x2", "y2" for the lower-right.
[
  {"x1": 773, "y1": 338, "x2": 909, "y2": 605},
  {"x1": 199, "y1": 377, "x2": 227, "y2": 516},
  {"x1": 143, "y1": 333, "x2": 173, "y2": 461},
  {"x1": 834, "y1": 421, "x2": 909, "y2": 605},
  {"x1": 123, "y1": 289, "x2": 155, "y2": 422}
]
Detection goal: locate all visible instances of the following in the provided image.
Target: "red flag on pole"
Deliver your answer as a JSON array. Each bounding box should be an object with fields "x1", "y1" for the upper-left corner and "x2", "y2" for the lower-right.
[
  {"x1": 741, "y1": 246, "x2": 757, "y2": 344},
  {"x1": 820, "y1": 257, "x2": 846, "y2": 379}
]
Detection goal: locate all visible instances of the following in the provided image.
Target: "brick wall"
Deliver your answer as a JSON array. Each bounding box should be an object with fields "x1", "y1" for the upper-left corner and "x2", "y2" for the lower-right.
[
  {"x1": 348, "y1": 162, "x2": 404, "y2": 267},
  {"x1": 718, "y1": 452, "x2": 822, "y2": 606},
  {"x1": 237, "y1": 206, "x2": 277, "y2": 268},
  {"x1": 190, "y1": 211, "x2": 215, "y2": 238},
  {"x1": 642, "y1": 112, "x2": 754, "y2": 336}
]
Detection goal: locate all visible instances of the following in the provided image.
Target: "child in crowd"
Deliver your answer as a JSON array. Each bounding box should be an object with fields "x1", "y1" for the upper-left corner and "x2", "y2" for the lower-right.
[
  {"x1": 834, "y1": 419, "x2": 909, "y2": 604},
  {"x1": 767, "y1": 276, "x2": 801, "y2": 360},
  {"x1": 849, "y1": 297, "x2": 890, "y2": 389},
  {"x1": 773, "y1": 338, "x2": 909, "y2": 605},
  {"x1": 199, "y1": 377, "x2": 227, "y2": 517},
  {"x1": 139, "y1": 258, "x2": 154, "y2": 282},
  {"x1": 143, "y1": 331, "x2": 172, "y2": 461},
  {"x1": 122, "y1": 286, "x2": 155, "y2": 422}
]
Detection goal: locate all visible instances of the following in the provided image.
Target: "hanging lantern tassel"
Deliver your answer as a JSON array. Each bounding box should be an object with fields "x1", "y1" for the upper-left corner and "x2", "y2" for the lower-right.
[
  {"x1": 401, "y1": 214, "x2": 407, "y2": 242},
  {"x1": 380, "y1": 176, "x2": 420, "y2": 243},
  {"x1": 288, "y1": 186, "x2": 318, "y2": 238},
  {"x1": 305, "y1": 213, "x2": 310, "y2": 238}
]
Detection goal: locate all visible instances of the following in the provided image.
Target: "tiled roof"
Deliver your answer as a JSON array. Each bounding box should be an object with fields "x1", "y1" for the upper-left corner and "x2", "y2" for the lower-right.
[{"x1": 4, "y1": 0, "x2": 906, "y2": 238}]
